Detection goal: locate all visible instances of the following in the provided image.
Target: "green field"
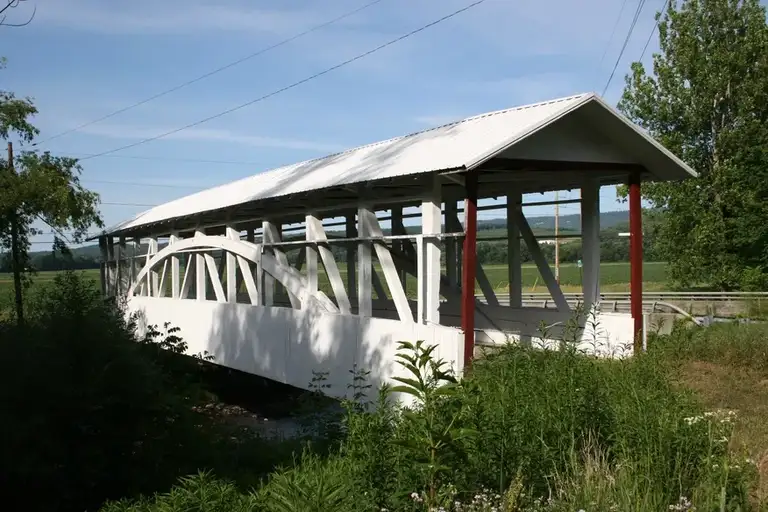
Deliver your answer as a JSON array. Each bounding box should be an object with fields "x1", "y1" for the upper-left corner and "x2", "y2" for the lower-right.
[{"x1": 0, "y1": 262, "x2": 668, "y2": 310}]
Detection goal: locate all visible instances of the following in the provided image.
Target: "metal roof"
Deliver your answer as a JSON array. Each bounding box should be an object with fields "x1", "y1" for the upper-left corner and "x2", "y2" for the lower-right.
[{"x1": 101, "y1": 93, "x2": 696, "y2": 237}]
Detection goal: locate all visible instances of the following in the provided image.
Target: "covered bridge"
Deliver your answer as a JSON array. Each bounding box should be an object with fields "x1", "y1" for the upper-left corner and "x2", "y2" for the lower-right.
[{"x1": 96, "y1": 93, "x2": 696, "y2": 398}]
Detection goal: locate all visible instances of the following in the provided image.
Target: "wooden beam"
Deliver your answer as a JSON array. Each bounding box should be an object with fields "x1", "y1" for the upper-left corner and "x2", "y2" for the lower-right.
[
  {"x1": 477, "y1": 158, "x2": 646, "y2": 173},
  {"x1": 421, "y1": 176, "x2": 441, "y2": 324},
  {"x1": 305, "y1": 215, "x2": 319, "y2": 296},
  {"x1": 581, "y1": 179, "x2": 600, "y2": 313},
  {"x1": 507, "y1": 193, "x2": 522, "y2": 308},
  {"x1": 361, "y1": 209, "x2": 412, "y2": 322},
  {"x1": 462, "y1": 171, "x2": 478, "y2": 367},
  {"x1": 357, "y1": 205, "x2": 373, "y2": 317},
  {"x1": 307, "y1": 215, "x2": 351, "y2": 315},
  {"x1": 225, "y1": 226, "x2": 238, "y2": 303},
  {"x1": 194, "y1": 230, "x2": 206, "y2": 301},
  {"x1": 346, "y1": 213, "x2": 356, "y2": 298},
  {"x1": 170, "y1": 232, "x2": 180, "y2": 299},
  {"x1": 515, "y1": 211, "x2": 570, "y2": 312},
  {"x1": 629, "y1": 174, "x2": 643, "y2": 351},
  {"x1": 445, "y1": 200, "x2": 458, "y2": 288}
]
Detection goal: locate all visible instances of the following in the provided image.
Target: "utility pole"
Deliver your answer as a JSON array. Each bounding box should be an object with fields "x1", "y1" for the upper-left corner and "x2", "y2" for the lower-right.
[
  {"x1": 8, "y1": 141, "x2": 23, "y2": 326},
  {"x1": 554, "y1": 190, "x2": 560, "y2": 283}
]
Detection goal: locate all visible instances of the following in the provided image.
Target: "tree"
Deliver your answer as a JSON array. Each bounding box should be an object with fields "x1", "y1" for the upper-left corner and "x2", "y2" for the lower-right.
[
  {"x1": 0, "y1": 59, "x2": 103, "y2": 324},
  {"x1": 618, "y1": 0, "x2": 768, "y2": 290}
]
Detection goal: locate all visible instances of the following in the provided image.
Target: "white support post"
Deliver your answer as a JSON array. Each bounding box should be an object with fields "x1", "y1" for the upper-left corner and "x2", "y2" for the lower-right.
[
  {"x1": 357, "y1": 205, "x2": 372, "y2": 317},
  {"x1": 305, "y1": 215, "x2": 318, "y2": 296},
  {"x1": 307, "y1": 215, "x2": 351, "y2": 314},
  {"x1": 134, "y1": 238, "x2": 146, "y2": 296},
  {"x1": 515, "y1": 210, "x2": 570, "y2": 312},
  {"x1": 128, "y1": 239, "x2": 136, "y2": 291},
  {"x1": 416, "y1": 235, "x2": 425, "y2": 323},
  {"x1": 157, "y1": 260, "x2": 168, "y2": 298},
  {"x1": 117, "y1": 236, "x2": 127, "y2": 295},
  {"x1": 445, "y1": 201, "x2": 458, "y2": 288},
  {"x1": 225, "y1": 226, "x2": 238, "y2": 303},
  {"x1": 145, "y1": 237, "x2": 158, "y2": 297},
  {"x1": 180, "y1": 248, "x2": 194, "y2": 300},
  {"x1": 507, "y1": 193, "x2": 522, "y2": 308},
  {"x1": 421, "y1": 177, "x2": 442, "y2": 324},
  {"x1": 169, "y1": 232, "x2": 180, "y2": 299},
  {"x1": 391, "y1": 206, "x2": 407, "y2": 289},
  {"x1": 263, "y1": 221, "x2": 301, "y2": 308},
  {"x1": 106, "y1": 237, "x2": 115, "y2": 296},
  {"x1": 194, "y1": 230, "x2": 206, "y2": 301},
  {"x1": 99, "y1": 237, "x2": 108, "y2": 296},
  {"x1": 261, "y1": 221, "x2": 275, "y2": 306},
  {"x1": 581, "y1": 179, "x2": 601, "y2": 313},
  {"x1": 360, "y1": 208, "x2": 413, "y2": 322},
  {"x1": 346, "y1": 213, "x2": 356, "y2": 301},
  {"x1": 229, "y1": 228, "x2": 259, "y2": 305}
]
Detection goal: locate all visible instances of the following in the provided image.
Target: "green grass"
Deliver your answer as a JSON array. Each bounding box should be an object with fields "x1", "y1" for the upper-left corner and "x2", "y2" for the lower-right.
[{"x1": 104, "y1": 329, "x2": 758, "y2": 511}]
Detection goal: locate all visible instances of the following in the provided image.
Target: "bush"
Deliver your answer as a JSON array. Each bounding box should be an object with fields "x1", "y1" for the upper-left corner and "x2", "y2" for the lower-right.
[
  {"x1": 0, "y1": 272, "x2": 215, "y2": 511},
  {"x1": 0, "y1": 271, "x2": 303, "y2": 511}
]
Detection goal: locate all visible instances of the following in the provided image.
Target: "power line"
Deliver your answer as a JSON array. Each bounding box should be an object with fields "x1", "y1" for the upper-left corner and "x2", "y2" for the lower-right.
[
  {"x1": 602, "y1": 0, "x2": 648, "y2": 96},
  {"x1": 595, "y1": 0, "x2": 631, "y2": 86},
  {"x1": 69, "y1": 152, "x2": 265, "y2": 166},
  {"x1": 31, "y1": 0, "x2": 388, "y2": 148},
  {"x1": 83, "y1": 179, "x2": 207, "y2": 190},
  {"x1": 78, "y1": 0, "x2": 487, "y2": 161},
  {"x1": 639, "y1": 0, "x2": 669, "y2": 62}
]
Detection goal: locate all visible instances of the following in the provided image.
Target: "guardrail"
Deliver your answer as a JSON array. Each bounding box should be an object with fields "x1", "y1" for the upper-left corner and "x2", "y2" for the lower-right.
[{"x1": 493, "y1": 292, "x2": 768, "y2": 302}]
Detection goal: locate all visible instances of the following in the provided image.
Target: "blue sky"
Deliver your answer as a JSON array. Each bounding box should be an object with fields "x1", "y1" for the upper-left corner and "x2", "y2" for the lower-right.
[{"x1": 1, "y1": 0, "x2": 666, "y2": 247}]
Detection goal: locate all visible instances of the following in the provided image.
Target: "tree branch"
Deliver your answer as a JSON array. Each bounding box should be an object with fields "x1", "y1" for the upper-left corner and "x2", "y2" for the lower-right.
[{"x1": 0, "y1": 0, "x2": 35, "y2": 28}]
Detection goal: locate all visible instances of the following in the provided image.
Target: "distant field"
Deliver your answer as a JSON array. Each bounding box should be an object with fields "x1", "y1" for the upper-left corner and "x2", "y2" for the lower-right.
[{"x1": 0, "y1": 262, "x2": 668, "y2": 310}]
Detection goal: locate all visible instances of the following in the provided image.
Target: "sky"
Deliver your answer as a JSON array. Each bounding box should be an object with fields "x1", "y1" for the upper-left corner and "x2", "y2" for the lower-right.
[{"x1": 0, "y1": 0, "x2": 667, "y2": 247}]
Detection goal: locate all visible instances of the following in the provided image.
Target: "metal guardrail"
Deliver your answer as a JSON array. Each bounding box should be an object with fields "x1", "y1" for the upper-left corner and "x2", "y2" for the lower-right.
[{"x1": 494, "y1": 292, "x2": 768, "y2": 302}]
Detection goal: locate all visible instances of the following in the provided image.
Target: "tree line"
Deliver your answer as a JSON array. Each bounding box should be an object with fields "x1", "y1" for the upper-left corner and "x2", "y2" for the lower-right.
[{"x1": 1, "y1": 220, "x2": 659, "y2": 274}]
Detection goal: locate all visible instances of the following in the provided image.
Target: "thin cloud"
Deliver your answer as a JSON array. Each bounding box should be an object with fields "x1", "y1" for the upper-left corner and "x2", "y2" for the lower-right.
[
  {"x1": 34, "y1": 0, "x2": 368, "y2": 36},
  {"x1": 79, "y1": 123, "x2": 344, "y2": 153}
]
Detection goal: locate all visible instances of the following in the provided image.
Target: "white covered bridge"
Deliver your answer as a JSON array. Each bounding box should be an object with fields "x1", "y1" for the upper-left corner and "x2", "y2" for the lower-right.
[{"x1": 96, "y1": 93, "x2": 695, "y2": 398}]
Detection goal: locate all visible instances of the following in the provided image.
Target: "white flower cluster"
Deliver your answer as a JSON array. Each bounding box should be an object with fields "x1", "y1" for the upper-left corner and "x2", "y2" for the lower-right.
[
  {"x1": 683, "y1": 409, "x2": 737, "y2": 426},
  {"x1": 668, "y1": 495, "x2": 695, "y2": 511}
]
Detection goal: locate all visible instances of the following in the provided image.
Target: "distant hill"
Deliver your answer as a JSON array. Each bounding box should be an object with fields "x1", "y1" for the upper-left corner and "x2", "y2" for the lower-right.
[
  {"x1": 25, "y1": 210, "x2": 631, "y2": 260},
  {"x1": 477, "y1": 210, "x2": 629, "y2": 232}
]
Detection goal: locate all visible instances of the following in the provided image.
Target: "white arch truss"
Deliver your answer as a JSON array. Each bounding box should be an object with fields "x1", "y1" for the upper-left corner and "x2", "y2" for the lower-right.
[{"x1": 128, "y1": 235, "x2": 339, "y2": 313}]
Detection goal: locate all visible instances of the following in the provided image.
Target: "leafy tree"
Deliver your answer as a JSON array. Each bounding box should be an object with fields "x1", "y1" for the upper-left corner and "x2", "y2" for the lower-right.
[
  {"x1": 0, "y1": 58, "x2": 103, "y2": 323},
  {"x1": 619, "y1": 0, "x2": 768, "y2": 290}
]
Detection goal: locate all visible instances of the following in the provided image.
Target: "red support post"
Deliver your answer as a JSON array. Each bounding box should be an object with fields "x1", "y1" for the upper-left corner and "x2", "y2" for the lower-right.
[
  {"x1": 461, "y1": 171, "x2": 478, "y2": 368},
  {"x1": 629, "y1": 174, "x2": 643, "y2": 353}
]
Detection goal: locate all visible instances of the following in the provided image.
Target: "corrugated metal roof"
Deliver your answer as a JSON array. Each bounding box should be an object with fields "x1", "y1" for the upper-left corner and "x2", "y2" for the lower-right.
[{"x1": 101, "y1": 93, "x2": 695, "y2": 236}]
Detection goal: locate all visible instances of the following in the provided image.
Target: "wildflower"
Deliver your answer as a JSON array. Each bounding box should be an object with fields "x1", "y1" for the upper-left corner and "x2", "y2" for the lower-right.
[
  {"x1": 410, "y1": 492, "x2": 423, "y2": 503},
  {"x1": 669, "y1": 495, "x2": 695, "y2": 511}
]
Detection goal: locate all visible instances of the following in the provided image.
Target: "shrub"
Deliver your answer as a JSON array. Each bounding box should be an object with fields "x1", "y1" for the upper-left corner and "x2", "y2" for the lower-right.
[
  {"x1": 0, "y1": 271, "x2": 219, "y2": 511},
  {"x1": 101, "y1": 472, "x2": 263, "y2": 512},
  {"x1": 1, "y1": 271, "x2": 306, "y2": 511}
]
